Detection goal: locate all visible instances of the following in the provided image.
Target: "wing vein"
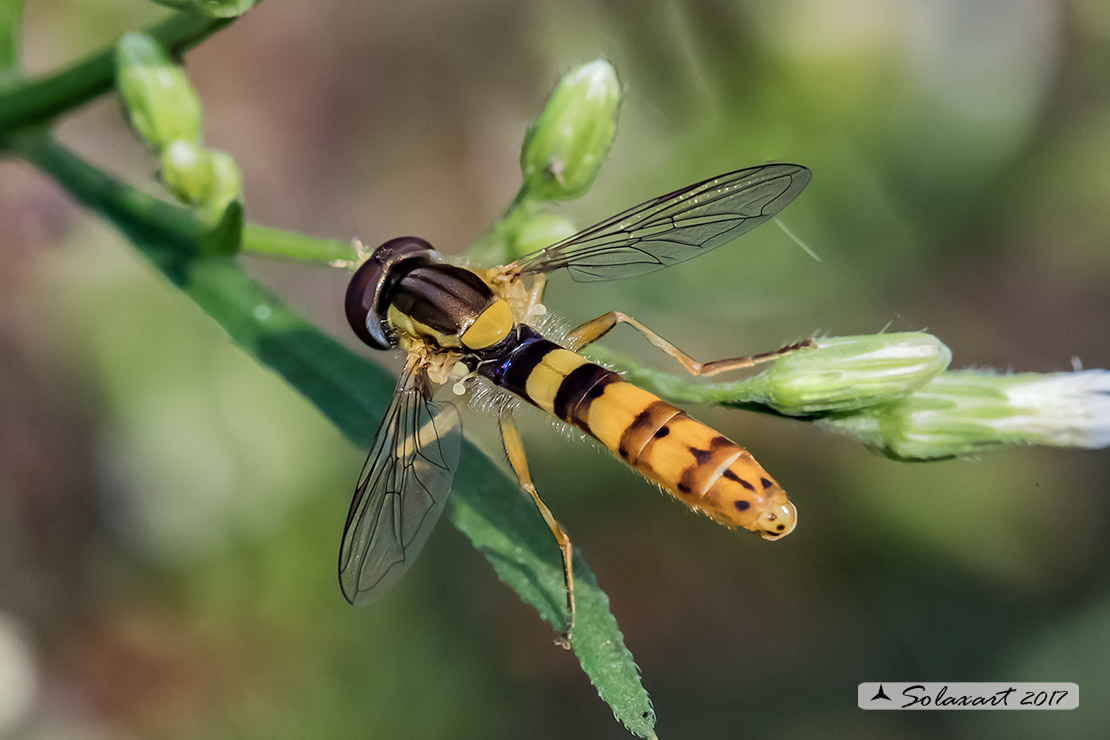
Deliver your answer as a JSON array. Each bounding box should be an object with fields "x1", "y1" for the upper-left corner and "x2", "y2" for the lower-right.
[{"x1": 507, "y1": 164, "x2": 810, "y2": 282}]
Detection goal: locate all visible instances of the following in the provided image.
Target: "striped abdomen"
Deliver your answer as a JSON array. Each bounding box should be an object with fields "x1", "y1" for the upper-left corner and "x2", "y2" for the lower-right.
[{"x1": 480, "y1": 326, "x2": 797, "y2": 539}]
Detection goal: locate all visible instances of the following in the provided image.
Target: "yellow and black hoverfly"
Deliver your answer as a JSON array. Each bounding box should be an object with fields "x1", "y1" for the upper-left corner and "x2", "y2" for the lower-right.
[{"x1": 340, "y1": 163, "x2": 811, "y2": 642}]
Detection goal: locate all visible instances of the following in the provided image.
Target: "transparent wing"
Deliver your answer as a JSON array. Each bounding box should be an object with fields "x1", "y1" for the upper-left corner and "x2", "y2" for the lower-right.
[
  {"x1": 339, "y1": 359, "x2": 462, "y2": 606},
  {"x1": 508, "y1": 163, "x2": 810, "y2": 282}
]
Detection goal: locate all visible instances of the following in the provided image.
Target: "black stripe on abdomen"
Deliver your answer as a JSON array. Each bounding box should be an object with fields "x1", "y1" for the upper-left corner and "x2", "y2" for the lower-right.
[
  {"x1": 478, "y1": 327, "x2": 559, "y2": 404},
  {"x1": 553, "y1": 362, "x2": 620, "y2": 425}
]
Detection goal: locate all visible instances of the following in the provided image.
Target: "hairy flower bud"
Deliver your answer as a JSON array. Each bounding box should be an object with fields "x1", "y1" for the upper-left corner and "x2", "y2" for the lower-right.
[
  {"x1": 520, "y1": 60, "x2": 620, "y2": 202},
  {"x1": 828, "y1": 369, "x2": 1110, "y2": 460},
  {"x1": 748, "y1": 333, "x2": 951, "y2": 416}
]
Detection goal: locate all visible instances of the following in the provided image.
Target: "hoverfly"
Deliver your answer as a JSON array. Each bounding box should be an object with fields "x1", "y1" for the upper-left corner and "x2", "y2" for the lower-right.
[{"x1": 340, "y1": 163, "x2": 812, "y2": 643}]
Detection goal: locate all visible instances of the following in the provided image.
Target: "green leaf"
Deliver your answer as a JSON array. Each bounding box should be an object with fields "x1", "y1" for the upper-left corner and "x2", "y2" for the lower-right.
[
  {"x1": 202, "y1": 197, "x2": 244, "y2": 255},
  {"x1": 21, "y1": 135, "x2": 656, "y2": 738},
  {"x1": 449, "y1": 457, "x2": 656, "y2": 737}
]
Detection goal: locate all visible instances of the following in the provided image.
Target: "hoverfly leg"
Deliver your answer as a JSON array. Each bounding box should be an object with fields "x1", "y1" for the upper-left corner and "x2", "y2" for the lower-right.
[
  {"x1": 523, "y1": 274, "x2": 548, "y2": 320},
  {"x1": 565, "y1": 310, "x2": 815, "y2": 377},
  {"x1": 498, "y1": 407, "x2": 575, "y2": 649}
]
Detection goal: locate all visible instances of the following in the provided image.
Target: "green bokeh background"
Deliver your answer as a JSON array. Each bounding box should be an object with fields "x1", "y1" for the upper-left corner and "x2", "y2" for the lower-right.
[{"x1": 2, "y1": 1, "x2": 1109, "y2": 738}]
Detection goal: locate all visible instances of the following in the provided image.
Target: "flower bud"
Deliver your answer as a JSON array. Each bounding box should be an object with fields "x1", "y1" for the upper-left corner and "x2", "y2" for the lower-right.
[
  {"x1": 160, "y1": 139, "x2": 212, "y2": 205},
  {"x1": 160, "y1": 141, "x2": 242, "y2": 215},
  {"x1": 115, "y1": 33, "x2": 203, "y2": 148},
  {"x1": 202, "y1": 148, "x2": 243, "y2": 215},
  {"x1": 747, "y1": 333, "x2": 951, "y2": 416},
  {"x1": 828, "y1": 369, "x2": 1110, "y2": 460},
  {"x1": 520, "y1": 60, "x2": 620, "y2": 202}
]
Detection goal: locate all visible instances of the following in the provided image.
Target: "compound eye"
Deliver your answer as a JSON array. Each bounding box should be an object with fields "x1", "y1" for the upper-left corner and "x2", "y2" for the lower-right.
[
  {"x1": 344, "y1": 258, "x2": 392, "y2": 349},
  {"x1": 372, "y1": 236, "x2": 436, "y2": 264}
]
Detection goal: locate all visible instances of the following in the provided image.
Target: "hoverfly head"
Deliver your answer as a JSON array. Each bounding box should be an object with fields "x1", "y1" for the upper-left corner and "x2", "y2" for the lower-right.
[{"x1": 344, "y1": 236, "x2": 441, "y2": 349}]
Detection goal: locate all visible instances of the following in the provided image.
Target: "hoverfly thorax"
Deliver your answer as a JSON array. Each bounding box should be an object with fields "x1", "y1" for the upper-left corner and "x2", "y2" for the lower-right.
[{"x1": 345, "y1": 236, "x2": 517, "y2": 353}]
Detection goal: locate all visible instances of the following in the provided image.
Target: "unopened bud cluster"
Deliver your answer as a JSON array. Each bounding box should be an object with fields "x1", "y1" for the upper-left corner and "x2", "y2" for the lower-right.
[
  {"x1": 467, "y1": 60, "x2": 622, "y2": 265},
  {"x1": 742, "y1": 334, "x2": 1110, "y2": 459},
  {"x1": 115, "y1": 33, "x2": 241, "y2": 220},
  {"x1": 825, "y1": 368, "x2": 1110, "y2": 460}
]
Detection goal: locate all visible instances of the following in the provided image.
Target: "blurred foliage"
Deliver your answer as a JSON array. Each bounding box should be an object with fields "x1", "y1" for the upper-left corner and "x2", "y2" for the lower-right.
[{"x1": 1, "y1": 0, "x2": 1109, "y2": 739}]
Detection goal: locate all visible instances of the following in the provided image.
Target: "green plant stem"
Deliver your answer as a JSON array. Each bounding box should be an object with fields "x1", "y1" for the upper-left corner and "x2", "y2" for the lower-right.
[
  {"x1": 463, "y1": 192, "x2": 538, "y2": 265},
  {"x1": 0, "y1": 0, "x2": 21, "y2": 79},
  {"x1": 586, "y1": 344, "x2": 788, "y2": 413},
  {"x1": 242, "y1": 223, "x2": 356, "y2": 263},
  {"x1": 503, "y1": 182, "x2": 530, "y2": 219},
  {"x1": 13, "y1": 134, "x2": 350, "y2": 265},
  {"x1": 0, "y1": 11, "x2": 230, "y2": 134}
]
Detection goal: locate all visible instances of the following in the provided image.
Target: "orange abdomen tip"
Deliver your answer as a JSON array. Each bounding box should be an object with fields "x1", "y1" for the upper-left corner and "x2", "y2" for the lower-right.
[{"x1": 579, "y1": 379, "x2": 797, "y2": 539}]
